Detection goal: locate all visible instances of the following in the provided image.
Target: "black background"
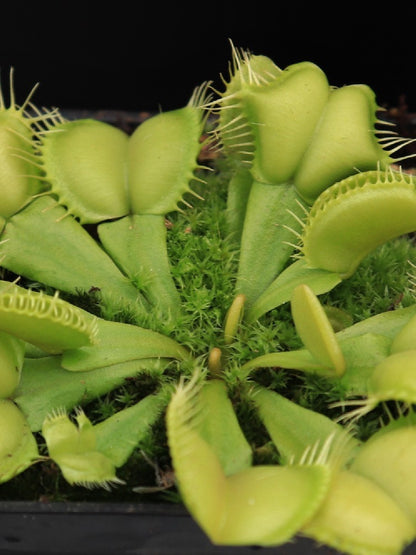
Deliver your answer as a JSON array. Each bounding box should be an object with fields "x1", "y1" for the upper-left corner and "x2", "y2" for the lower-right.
[{"x1": 0, "y1": 3, "x2": 414, "y2": 114}]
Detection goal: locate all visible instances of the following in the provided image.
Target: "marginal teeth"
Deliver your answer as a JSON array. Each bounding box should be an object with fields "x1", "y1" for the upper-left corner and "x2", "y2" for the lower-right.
[
  {"x1": 0, "y1": 287, "x2": 98, "y2": 351},
  {"x1": 300, "y1": 168, "x2": 416, "y2": 277}
]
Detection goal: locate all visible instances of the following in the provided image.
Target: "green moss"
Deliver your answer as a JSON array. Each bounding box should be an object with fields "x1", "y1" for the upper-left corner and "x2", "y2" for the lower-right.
[{"x1": 321, "y1": 237, "x2": 416, "y2": 321}]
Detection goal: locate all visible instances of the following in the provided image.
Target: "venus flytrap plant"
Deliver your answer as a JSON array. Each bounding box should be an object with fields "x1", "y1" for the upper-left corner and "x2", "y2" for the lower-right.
[
  {"x1": 35, "y1": 111, "x2": 154, "y2": 309},
  {"x1": 35, "y1": 84, "x2": 211, "y2": 324},
  {"x1": 0, "y1": 56, "x2": 415, "y2": 555},
  {"x1": 240, "y1": 282, "x2": 416, "y2": 439},
  {"x1": 97, "y1": 84, "x2": 212, "y2": 322},
  {"x1": 323, "y1": 289, "x2": 416, "y2": 420},
  {"x1": 240, "y1": 284, "x2": 416, "y2": 414},
  {"x1": 167, "y1": 296, "x2": 415, "y2": 551},
  {"x1": 41, "y1": 387, "x2": 170, "y2": 490},
  {"x1": 212, "y1": 45, "x2": 328, "y2": 306},
  {"x1": 0, "y1": 281, "x2": 103, "y2": 483},
  {"x1": 213, "y1": 44, "x2": 415, "y2": 312},
  {"x1": 0, "y1": 76, "x2": 153, "y2": 323},
  {"x1": 0, "y1": 286, "x2": 187, "y2": 490},
  {"x1": 324, "y1": 299, "x2": 416, "y2": 404},
  {"x1": 166, "y1": 370, "x2": 332, "y2": 547},
  {"x1": 332, "y1": 310, "x2": 416, "y2": 422},
  {"x1": 249, "y1": 385, "x2": 416, "y2": 554},
  {"x1": 0, "y1": 281, "x2": 191, "y2": 431},
  {"x1": 42, "y1": 408, "x2": 123, "y2": 489},
  {"x1": 246, "y1": 167, "x2": 416, "y2": 322}
]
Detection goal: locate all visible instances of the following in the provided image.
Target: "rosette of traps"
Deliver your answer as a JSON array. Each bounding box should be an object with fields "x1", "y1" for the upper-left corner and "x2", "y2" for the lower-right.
[{"x1": 0, "y1": 43, "x2": 414, "y2": 555}]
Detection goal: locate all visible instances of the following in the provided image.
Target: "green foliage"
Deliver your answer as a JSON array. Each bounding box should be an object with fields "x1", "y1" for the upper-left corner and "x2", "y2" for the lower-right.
[
  {"x1": 1, "y1": 152, "x2": 415, "y2": 502},
  {"x1": 0, "y1": 47, "x2": 416, "y2": 554}
]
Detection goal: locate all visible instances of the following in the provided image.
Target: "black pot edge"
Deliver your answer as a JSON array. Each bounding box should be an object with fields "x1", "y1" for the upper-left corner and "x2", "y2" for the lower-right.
[{"x1": 0, "y1": 501, "x2": 415, "y2": 555}]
